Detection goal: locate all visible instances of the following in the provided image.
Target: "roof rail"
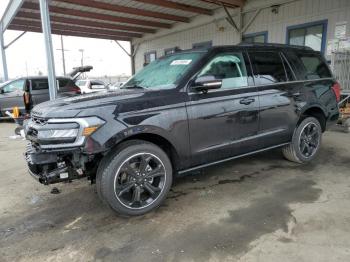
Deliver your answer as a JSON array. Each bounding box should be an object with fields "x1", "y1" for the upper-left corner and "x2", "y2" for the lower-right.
[{"x1": 238, "y1": 42, "x2": 314, "y2": 51}]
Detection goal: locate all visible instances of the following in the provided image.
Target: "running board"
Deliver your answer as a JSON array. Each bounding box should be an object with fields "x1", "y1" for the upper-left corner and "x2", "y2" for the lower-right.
[{"x1": 178, "y1": 143, "x2": 290, "y2": 175}]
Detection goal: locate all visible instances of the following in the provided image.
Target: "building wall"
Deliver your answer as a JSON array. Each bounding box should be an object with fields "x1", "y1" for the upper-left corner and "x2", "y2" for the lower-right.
[{"x1": 133, "y1": 0, "x2": 350, "y2": 72}]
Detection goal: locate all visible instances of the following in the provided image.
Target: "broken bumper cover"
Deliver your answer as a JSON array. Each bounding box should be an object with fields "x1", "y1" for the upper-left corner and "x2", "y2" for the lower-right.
[{"x1": 25, "y1": 143, "x2": 79, "y2": 185}]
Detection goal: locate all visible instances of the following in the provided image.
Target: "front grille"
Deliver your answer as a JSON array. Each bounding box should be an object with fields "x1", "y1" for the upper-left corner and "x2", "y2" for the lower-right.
[{"x1": 31, "y1": 116, "x2": 48, "y2": 126}]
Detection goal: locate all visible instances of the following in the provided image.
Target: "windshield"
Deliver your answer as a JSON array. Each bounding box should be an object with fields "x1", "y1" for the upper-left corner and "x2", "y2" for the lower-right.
[
  {"x1": 124, "y1": 52, "x2": 204, "y2": 90},
  {"x1": 76, "y1": 80, "x2": 87, "y2": 87}
]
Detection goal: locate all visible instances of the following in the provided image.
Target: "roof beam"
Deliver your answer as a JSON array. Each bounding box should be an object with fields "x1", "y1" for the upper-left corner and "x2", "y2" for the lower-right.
[
  {"x1": 12, "y1": 19, "x2": 143, "y2": 38},
  {"x1": 8, "y1": 24, "x2": 131, "y2": 41},
  {"x1": 22, "y1": 2, "x2": 172, "y2": 29},
  {"x1": 16, "y1": 11, "x2": 156, "y2": 34},
  {"x1": 201, "y1": 0, "x2": 245, "y2": 8},
  {"x1": 134, "y1": 0, "x2": 213, "y2": 16},
  {"x1": 0, "y1": 0, "x2": 25, "y2": 32},
  {"x1": 56, "y1": 0, "x2": 190, "y2": 23}
]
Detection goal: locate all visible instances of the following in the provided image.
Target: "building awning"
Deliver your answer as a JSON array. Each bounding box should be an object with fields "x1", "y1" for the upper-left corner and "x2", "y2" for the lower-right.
[{"x1": 6, "y1": 0, "x2": 246, "y2": 41}]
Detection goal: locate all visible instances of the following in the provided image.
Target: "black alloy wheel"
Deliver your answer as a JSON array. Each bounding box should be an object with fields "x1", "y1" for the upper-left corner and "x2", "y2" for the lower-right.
[{"x1": 114, "y1": 153, "x2": 166, "y2": 209}]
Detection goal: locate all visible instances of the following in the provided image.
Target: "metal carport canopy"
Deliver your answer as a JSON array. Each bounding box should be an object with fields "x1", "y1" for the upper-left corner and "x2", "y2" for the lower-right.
[{"x1": 0, "y1": 0, "x2": 245, "y2": 100}]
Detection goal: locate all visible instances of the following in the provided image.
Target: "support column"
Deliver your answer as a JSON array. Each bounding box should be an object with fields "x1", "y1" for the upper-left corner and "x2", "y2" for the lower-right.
[
  {"x1": 39, "y1": 0, "x2": 57, "y2": 100},
  {"x1": 0, "y1": 24, "x2": 8, "y2": 81},
  {"x1": 130, "y1": 43, "x2": 136, "y2": 75}
]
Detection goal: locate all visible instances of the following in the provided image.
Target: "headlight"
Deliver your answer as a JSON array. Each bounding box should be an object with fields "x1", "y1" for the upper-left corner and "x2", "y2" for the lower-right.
[
  {"x1": 34, "y1": 117, "x2": 105, "y2": 145},
  {"x1": 37, "y1": 129, "x2": 79, "y2": 139}
]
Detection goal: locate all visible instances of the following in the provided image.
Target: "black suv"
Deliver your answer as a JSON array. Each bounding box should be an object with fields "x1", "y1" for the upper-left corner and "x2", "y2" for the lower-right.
[{"x1": 24, "y1": 44, "x2": 340, "y2": 216}]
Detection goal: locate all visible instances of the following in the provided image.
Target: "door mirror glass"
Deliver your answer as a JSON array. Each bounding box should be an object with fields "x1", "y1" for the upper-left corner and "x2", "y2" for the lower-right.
[{"x1": 191, "y1": 75, "x2": 222, "y2": 92}]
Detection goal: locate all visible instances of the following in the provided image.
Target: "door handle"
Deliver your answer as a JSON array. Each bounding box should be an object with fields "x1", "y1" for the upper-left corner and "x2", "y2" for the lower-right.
[{"x1": 239, "y1": 98, "x2": 255, "y2": 105}]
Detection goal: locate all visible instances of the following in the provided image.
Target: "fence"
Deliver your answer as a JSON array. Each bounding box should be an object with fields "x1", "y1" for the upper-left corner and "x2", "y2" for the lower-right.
[{"x1": 331, "y1": 51, "x2": 350, "y2": 93}]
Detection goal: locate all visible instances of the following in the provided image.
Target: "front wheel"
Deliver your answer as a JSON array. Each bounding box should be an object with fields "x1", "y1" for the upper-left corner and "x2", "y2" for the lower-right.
[
  {"x1": 282, "y1": 117, "x2": 322, "y2": 163},
  {"x1": 96, "y1": 140, "x2": 172, "y2": 216}
]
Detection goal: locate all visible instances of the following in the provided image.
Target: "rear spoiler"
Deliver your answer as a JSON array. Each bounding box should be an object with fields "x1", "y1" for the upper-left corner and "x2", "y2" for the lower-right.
[{"x1": 67, "y1": 66, "x2": 93, "y2": 80}]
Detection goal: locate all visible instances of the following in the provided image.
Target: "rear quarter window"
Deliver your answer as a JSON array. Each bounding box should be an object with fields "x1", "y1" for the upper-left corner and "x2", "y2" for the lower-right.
[
  {"x1": 297, "y1": 53, "x2": 331, "y2": 80},
  {"x1": 32, "y1": 79, "x2": 49, "y2": 90}
]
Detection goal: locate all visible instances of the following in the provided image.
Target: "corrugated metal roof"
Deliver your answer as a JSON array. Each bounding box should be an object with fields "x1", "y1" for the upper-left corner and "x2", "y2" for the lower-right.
[{"x1": 8, "y1": 0, "x2": 245, "y2": 41}]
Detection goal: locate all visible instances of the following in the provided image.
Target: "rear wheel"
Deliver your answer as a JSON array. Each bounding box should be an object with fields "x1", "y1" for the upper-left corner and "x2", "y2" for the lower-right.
[
  {"x1": 282, "y1": 117, "x2": 322, "y2": 163},
  {"x1": 96, "y1": 140, "x2": 172, "y2": 216}
]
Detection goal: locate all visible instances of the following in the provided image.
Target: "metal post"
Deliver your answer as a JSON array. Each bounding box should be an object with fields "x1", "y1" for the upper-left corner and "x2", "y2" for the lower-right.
[
  {"x1": 79, "y1": 49, "x2": 84, "y2": 66},
  {"x1": 130, "y1": 43, "x2": 136, "y2": 75},
  {"x1": 0, "y1": 24, "x2": 8, "y2": 81},
  {"x1": 60, "y1": 35, "x2": 66, "y2": 75},
  {"x1": 39, "y1": 0, "x2": 57, "y2": 100}
]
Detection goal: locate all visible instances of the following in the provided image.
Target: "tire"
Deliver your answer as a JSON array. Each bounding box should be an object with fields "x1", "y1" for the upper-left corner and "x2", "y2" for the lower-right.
[
  {"x1": 344, "y1": 119, "x2": 350, "y2": 133},
  {"x1": 282, "y1": 117, "x2": 322, "y2": 164},
  {"x1": 96, "y1": 140, "x2": 173, "y2": 216}
]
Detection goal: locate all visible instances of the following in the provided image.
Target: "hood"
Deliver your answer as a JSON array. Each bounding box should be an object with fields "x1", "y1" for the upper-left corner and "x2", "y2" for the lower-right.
[{"x1": 31, "y1": 89, "x2": 145, "y2": 118}]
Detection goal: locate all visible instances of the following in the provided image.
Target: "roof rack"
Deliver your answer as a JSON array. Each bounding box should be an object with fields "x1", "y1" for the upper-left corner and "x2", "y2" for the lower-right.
[{"x1": 238, "y1": 42, "x2": 313, "y2": 51}]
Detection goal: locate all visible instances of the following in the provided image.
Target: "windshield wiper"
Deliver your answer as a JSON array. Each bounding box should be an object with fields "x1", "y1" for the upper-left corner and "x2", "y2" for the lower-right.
[{"x1": 122, "y1": 84, "x2": 146, "y2": 89}]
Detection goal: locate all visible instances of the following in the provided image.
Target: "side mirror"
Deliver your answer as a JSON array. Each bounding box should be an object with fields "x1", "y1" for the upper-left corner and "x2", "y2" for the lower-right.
[
  {"x1": 0, "y1": 88, "x2": 3, "y2": 94},
  {"x1": 191, "y1": 75, "x2": 222, "y2": 93}
]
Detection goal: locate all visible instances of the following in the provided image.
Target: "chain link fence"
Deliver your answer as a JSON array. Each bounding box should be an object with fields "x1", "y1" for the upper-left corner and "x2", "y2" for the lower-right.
[{"x1": 331, "y1": 51, "x2": 350, "y2": 93}]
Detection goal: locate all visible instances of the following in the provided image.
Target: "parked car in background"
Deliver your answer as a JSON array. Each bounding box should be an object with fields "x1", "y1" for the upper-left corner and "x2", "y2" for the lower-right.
[
  {"x1": 110, "y1": 81, "x2": 126, "y2": 90},
  {"x1": 75, "y1": 79, "x2": 108, "y2": 94},
  {"x1": 0, "y1": 76, "x2": 81, "y2": 117},
  {"x1": 24, "y1": 44, "x2": 339, "y2": 216}
]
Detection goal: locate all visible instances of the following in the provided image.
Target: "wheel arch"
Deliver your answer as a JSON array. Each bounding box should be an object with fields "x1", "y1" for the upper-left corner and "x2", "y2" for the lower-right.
[
  {"x1": 115, "y1": 132, "x2": 181, "y2": 172},
  {"x1": 300, "y1": 106, "x2": 327, "y2": 132}
]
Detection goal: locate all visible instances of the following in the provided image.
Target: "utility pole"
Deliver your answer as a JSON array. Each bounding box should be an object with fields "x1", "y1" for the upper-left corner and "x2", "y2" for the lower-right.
[
  {"x1": 56, "y1": 35, "x2": 69, "y2": 75},
  {"x1": 78, "y1": 49, "x2": 84, "y2": 66}
]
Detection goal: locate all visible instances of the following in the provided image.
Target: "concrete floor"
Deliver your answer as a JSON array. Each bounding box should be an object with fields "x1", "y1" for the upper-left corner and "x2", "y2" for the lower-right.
[{"x1": 0, "y1": 123, "x2": 350, "y2": 262}]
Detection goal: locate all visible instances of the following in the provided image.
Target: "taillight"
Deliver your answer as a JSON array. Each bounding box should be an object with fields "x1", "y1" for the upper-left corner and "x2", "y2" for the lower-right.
[
  {"x1": 331, "y1": 82, "x2": 341, "y2": 102},
  {"x1": 72, "y1": 87, "x2": 81, "y2": 94}
]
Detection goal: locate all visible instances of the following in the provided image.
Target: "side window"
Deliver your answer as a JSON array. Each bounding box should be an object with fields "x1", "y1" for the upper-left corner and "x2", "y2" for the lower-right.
[
  {"x1": 297, "y1": 53, "x2": 331, "y2": 80},
  {"x1": 2, "y1": 80, "x2": 25, "y2": 93},
  {"x1": 281, "y1": 54, "x2": 296, "y2": 81},
  {"x1": 144, "y1": 51, "x2": 157, "y2": 66},
  {"x1": 249, "y1": 51, "x2": 287, "y2": 84},
  {"x1": 32, "y1": 79, "x2": 49, "y2": 90},
  {"x1": 197, "y1": 52, "x2": 249, "y2": 89},
  {"x1": 58, "y1": 79, "x2": 70, "y2": 88}
]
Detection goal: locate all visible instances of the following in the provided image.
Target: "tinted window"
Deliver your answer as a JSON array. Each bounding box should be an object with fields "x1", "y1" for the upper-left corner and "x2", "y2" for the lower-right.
[
  {"x1": 32, "y1": 79, "x2": 49, "y2": 90},
  {"x1": 2, "y1": 79, "x2": 24, "y2": 93},
  {"x1": 198, "y1": 52, "x2": 248, "y2": 89},
  {"x1": 281, "y1": 55, "x2": 296, "y2": 81},
  {"x1": 58, "y1": 79, "x2": 69, "y2": 88},
  {"x1": 297, "y1": 53, "x2": 331, "y2": 80},
  {"x1": 249, "y1": 51, "x2": 287, "y2": 84}
]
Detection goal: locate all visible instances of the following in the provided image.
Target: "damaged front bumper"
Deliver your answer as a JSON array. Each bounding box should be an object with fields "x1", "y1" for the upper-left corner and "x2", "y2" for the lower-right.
[{"x1": 25, "y1": 143, "x2": 85, "y2": 185}]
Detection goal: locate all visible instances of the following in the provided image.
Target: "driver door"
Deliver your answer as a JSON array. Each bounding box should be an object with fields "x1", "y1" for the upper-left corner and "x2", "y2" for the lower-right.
[
  {"x1": 186, "y1": 51, "x2": 260, "y2": 166},
  {"x1": 0, "y1": 79, "x2": 25, "y2": 114}
]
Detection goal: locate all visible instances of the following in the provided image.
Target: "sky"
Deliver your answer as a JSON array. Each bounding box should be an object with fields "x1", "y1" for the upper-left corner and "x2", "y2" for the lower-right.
[{"x1": 0, "y1": 1, "x2": 132, "y2": 79}]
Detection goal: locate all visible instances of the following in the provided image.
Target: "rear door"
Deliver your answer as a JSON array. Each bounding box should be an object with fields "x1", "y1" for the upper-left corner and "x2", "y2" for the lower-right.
[
  {"x1": 248, "y1": 50, "x2": 299, "y2": 148},
  {"x1": 0, "y1": 79, "x2": 25, "y2": 113},
  {"x1": 187, "y1": 50, "x2": 260, "y2": 166}
]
